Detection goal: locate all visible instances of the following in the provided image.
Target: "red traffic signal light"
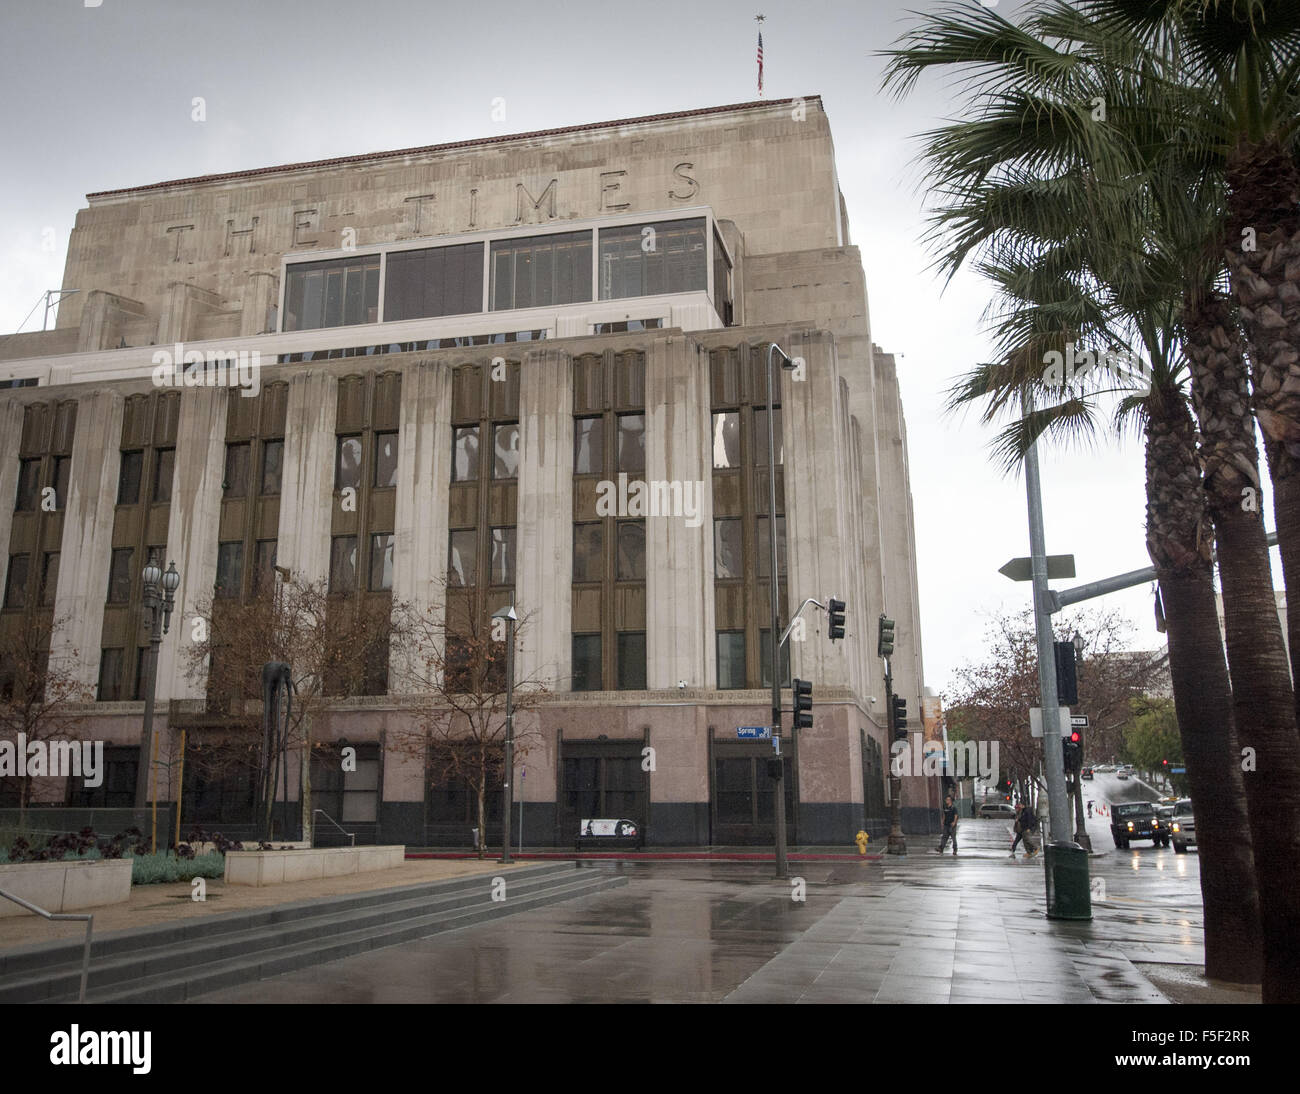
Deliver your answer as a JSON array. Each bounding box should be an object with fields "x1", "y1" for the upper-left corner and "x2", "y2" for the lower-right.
[{"x1": 1069, "y1": 730, "x2": 1081, "y2": 744}]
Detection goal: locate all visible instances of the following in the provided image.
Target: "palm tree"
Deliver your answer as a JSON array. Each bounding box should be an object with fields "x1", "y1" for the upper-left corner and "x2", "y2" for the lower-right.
[
  {"x1": 880, "y1": 0, "x2": 1296, "y2": 990},
  {"x1": 1085, "y1": 0, "x2": 1300, "y2": 696}
]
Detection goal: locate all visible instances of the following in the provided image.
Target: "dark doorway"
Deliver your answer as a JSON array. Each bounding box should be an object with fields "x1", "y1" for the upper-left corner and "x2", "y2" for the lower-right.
[
  {"x1": 557, "y1": 739, "x2": 647, "y2": 845},
  {"x1": 710, "y1": 743, "x2": 796, "y2": 845}
]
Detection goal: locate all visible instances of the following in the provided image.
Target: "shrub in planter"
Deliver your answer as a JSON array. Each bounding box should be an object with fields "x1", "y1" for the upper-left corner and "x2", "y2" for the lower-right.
[{"x1": 130, "y1": 851, "x2": 225, "y2": 885}]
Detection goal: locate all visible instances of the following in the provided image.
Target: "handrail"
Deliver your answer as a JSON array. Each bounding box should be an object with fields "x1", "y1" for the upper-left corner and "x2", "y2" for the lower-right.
[
  {"x1": 311, "y1": 809, "x2": 355, "y2": 847},
  {"x1": 0, "y1": 887, "x2": 93, "y2": 1003}
]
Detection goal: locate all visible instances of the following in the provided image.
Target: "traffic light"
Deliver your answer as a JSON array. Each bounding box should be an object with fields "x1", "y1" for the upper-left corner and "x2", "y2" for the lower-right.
[
  {"x1": 1062, "y1": 728, "x2": 1082, "y2": 773},
  {"x1": 828, "y1": 598, "x2": 846, "y2": 641},
  {"x1": 1054, "y1": 641, "x2": 1078, "y2": 705},
  {"x1": 792, "y1": 678, "x2": 813, "y2": 729},
  {"x1": 892, "y1": 695, "x2": 908, "y2": 740},
  {"x1": 878, "y1": 615, "x2": 895, "y2": 658}
]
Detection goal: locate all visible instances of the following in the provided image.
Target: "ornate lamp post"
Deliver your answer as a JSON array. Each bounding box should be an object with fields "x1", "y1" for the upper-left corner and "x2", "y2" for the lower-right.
[{"x1": 133, "y1": 553, "x2": 180, "y2": 846}]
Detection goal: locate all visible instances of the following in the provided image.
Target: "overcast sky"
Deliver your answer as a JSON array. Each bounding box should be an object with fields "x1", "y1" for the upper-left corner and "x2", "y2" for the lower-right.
[{"x1": 3, "y1": 0, "x2": 1248, "y2": 693}]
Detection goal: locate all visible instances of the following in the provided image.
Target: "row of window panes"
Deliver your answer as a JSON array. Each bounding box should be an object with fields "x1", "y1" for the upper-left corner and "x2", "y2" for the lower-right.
[
  {"x1": 714, "y1": 516, "x2": 786, "y2": 580},
  {"x1": 571, "y1": 633, "x2": 646, "y2": 691},
  {"x1": 336, "y1": 433, "x2": 400, "y2": 491},
  {"x1": 447, "y1": 528, "x2": 516, "y2": 587},
  {"x1": 2, "y1": 552, "x2": 58, "y2": 609},
  {"x1": 96, "y1": 647, "x2": 149, "y2": 702},
  {"x1": 277, "y1": 331, "x2": 546, "y2": 363},
  {"x1": 223, "y1": 440, "x2": 284, "y2": 497},
  {"x1": 572, "y1": 522, "x2": 645, "y2": 583},
  {"x1": 283, "y1": 218, "x2": 712, "y2": 333},
  {"x1": 13, "y1": 457, "x2": 70, "y2": 512},
  {"x1": 329, "y1": 534, "x2": 397, "y2": 593},
  {"x1": 711, "y1": 409, "x2": 782, "y2": 468},
  {"x1": 573, "y1": 415, "x2": 644, "y2": 474},
  {"x1": 716, "y1": 631, "x2": 792, "y2": 690},
  {"x1": 214, "y1": 540, "x2": 278, "y2": 599},
  {"x1": 451, "y1": 424, "x2": 519, "y2": 482},
  {"x1": 110, "y1": 449, "x2": 174, "y2": 507}
]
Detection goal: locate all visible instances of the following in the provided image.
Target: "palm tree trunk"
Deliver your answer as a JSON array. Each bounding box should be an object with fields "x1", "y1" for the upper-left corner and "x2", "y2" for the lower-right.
[
  {"x1": 1146, "y1": 395, "x2": 1263, "y2": 984},
  {"x1": 1224, "y1": 139, "x2": 1300, "y2": 700}
]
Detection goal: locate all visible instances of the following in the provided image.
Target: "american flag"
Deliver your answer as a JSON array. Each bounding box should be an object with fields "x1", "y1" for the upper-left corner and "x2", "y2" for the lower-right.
[{"x1": 757, "y1": 32, "x2": 764, "y2": 94}]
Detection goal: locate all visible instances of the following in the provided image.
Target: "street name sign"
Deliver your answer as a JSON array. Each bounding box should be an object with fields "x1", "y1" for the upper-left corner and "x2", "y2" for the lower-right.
[
  {"x1": 1070, "y1": 715, "x2": 1089, "y2": 728},
  {"x1": 737, "y1": 726, "x2": 771, "y2": 740},
  {"x1": 998, "y1": 555, "x2": 1077, "y2": 582}
]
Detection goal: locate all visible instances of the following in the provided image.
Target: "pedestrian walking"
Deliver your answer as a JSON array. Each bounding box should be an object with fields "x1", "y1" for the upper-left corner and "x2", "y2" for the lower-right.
[
  {"x1": 937, "y1": 794, "x2": 959, "y2": 856},
  {"x1": 1009, "y1": 800, "x2": 1039, "y2": 857}
]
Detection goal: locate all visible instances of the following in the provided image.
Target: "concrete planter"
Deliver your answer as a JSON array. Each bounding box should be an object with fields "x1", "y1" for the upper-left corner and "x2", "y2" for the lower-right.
[
  {"x1": 224, "y1": 845, "x2": 405, "y2": 886},
  {"x1": 0, "y1": 859, "x2": 134, "y2": 918}
]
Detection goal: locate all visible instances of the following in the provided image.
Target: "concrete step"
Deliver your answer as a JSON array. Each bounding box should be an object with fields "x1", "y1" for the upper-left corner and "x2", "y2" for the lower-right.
[
  {"x1": 0, "y1": 863, "x2": 622, "y2": 1004},
  {"x1": 89, "y1": 872, "x2": 625, "y2": 1004}
]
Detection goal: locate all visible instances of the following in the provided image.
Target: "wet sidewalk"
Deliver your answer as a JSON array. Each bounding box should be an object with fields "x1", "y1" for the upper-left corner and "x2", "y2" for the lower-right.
[{"x1": 195, "y1": 819, "x2": 1252, "y2": 1004}]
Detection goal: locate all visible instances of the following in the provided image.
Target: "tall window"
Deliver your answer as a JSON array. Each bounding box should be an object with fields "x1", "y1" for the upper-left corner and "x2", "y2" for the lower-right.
[
  {"x1": 598, "y1": 218, "x2": 706, "y2": 300},
  {"x1": 330, "y1": 536, "x2": 358, "y2": 593},
  {"x1": 710, "y1": 347, "x2": 788, "y2": 688},
  {"x1": 283, "y1": 255, "x2": 381, "y2": 331},
  {"x1": 260, "y1": 439, "x2": 284, "y2": 495},
  {"x1": 152, "y1": 447, "x2": 175, "y2": 504},
  {"x1": 107, "y1": 548, "x2": 133, "y2": 604},
  {"x1": 384, "y1": 243, "x2": 484, "y2": 321},
  {"x1": 490, "y1": 231, "x2": 592, "y2": 311},
  {"x1": 14, "y1": 459, "x2": 41, "y2": 511},
  {"x1": 223, "y1": 443, "x2": 250, "y2": 498},
  {"x1": 571, "y1": 350, "x2": 647, "y2": 692},
  {"x1": 3, "y1": 555, "x2": 29, "y2": 609},
  {"x1": 117, "y1": 451, "x2": 143, "y2": 505}
]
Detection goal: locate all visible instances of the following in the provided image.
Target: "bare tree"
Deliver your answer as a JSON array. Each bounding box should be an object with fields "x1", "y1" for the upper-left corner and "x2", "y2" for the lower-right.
[
  {"x1": 946, "y1": 607, "x2": 1170, "y2": 826},
  {"x1": 185, "y1": 576, "x2": 404, "y2": 842},
  {"x1": 0, "y1": 616, "x2": 94, "y2": 823},
  {"x1": 390, "y1": 595, "x2": 548, "y2": 858}
]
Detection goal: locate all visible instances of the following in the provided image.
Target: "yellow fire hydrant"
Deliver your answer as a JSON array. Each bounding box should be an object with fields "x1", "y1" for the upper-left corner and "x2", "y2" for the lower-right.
[{"x1": 855, "y1": 830, "x2": 870, "y2": 855}]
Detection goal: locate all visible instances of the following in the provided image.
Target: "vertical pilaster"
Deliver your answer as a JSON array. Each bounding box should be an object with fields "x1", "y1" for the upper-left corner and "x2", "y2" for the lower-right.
[
  {"x1": 277, "y1": 370, "x2": 337, "y2": 585},
  {"x1": 156, "y1": 386, "x2": 228, "y2": 701},
  {"x1": 50, "y1": 389, "x2": 125, "y2": 688},
  {"x1": 784, "y1": 330, "x2": 851, "y2": 688},
  {"x1": 390, "y1": 358, "x2": 453, "y2": 691},
  {"x1": 515, "y1": 347, "x2": 573, "y2": 689},
  {"x1": 645, "y1": 334, "x2": 714, "y2": 689},
  {"x1": 0, "y1": 400, "x2": 24, "y2": 600}
]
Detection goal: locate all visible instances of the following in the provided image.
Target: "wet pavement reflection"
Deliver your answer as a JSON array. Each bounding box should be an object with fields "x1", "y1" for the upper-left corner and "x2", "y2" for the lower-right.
[{"x1": 195, "y1": 817, "x2": 1211, "y2": 1004}]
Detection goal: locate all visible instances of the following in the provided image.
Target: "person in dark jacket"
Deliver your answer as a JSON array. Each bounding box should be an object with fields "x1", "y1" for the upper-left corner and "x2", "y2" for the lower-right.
[
  {"x1": 937, "y1": 794, "x2": 959, "y2": 856},
  {"x1": 1009, "y1": 801, "x2": 1038, "y2": 857}
]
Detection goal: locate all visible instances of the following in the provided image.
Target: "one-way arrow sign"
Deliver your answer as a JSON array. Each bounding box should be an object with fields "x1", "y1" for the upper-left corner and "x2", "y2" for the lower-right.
[{"x1": 998, "y1": 555, "x2": 1076, "y2": 582}]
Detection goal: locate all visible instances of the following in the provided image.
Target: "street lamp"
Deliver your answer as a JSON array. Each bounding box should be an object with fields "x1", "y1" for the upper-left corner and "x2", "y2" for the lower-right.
[
  {"x1": 133, "y1": 553, "x2": 180, "y2": 848},
  {"x1": 491, "y1": 605, "x2": 518, "y2": 865},
  {"x1": 1072, "y1": 631, "x2": 1085, "y2": 657},
  {"x1": 766, "y1": 341, "x2": 799, "y2": 880}
]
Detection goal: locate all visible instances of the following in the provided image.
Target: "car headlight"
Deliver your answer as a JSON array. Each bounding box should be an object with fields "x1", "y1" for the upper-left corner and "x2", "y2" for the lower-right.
[
  {"x1": 1153, "y1": 821, "x2": 1159, "y2": 828},
  {"x1": 1172, "y1": 823, "x2": 1180, "y2": 832},
  {"x1": 1127, "y1": 822, "x2": 1134, "y2": 830}
]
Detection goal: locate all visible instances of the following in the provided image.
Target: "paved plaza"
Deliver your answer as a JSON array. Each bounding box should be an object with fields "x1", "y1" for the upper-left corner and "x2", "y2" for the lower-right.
[{"x1": 192, "y1": 817, "x2": 1255, "y2": 1004}]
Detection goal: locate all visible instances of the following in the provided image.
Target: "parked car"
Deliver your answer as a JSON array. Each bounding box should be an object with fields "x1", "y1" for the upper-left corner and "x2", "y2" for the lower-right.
[
  {"x1": 1081, "y1": 767, "x2": 1094, "y2": 780},
  {"x1": 1171, "y1": 799, "x2": 1197, "y2": 854},
  {"x1": 978, "y1": 802, "x2": 1017, "y2": 818},
  {"x1": 1110, "y1": 801, "x2": 1169, "y2": 848}
]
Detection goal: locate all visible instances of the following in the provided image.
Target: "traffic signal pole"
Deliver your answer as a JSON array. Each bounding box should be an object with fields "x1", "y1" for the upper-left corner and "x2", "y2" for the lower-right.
[{"x1": 1023, "y1": 397, "x2": 1071, "y2": 846}]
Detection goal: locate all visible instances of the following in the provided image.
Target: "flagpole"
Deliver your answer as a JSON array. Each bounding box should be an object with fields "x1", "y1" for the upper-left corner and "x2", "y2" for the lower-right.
[{"x1": 755, "y1": 14, "x2": 765, "y2": 98}]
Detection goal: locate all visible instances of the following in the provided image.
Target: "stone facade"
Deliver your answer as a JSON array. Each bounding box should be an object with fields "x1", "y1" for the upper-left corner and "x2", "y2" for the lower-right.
[{"x1": 0, "y1": 97, "x2": 937, "y2": 845}]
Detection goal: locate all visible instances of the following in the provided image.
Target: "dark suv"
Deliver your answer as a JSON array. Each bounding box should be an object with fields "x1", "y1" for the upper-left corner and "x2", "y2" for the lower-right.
[{"x1": 1111, "y1": 801, "x2": 1169, "y2": 849}]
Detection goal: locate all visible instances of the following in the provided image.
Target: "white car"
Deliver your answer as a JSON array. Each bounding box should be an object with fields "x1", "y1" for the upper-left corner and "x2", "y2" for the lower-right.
[{"x1": 1116, "y1": 768, "x2": 1130, "y2": 780}]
